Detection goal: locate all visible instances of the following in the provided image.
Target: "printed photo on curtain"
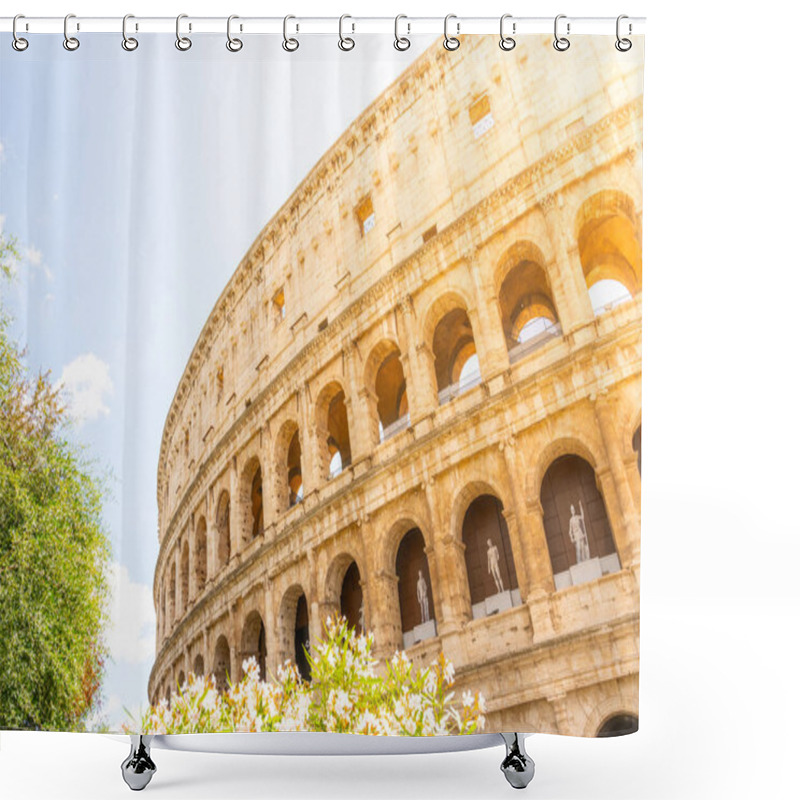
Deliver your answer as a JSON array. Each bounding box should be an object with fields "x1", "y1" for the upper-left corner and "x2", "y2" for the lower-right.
[{"x1": 0, "y1": 24, "x2": 643, "y2": 749}]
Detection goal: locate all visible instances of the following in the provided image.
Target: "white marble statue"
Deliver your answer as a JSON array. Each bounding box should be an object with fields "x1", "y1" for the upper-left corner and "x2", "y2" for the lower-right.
[
  {"x1": 416, "y1": 569, "x2": 430, "y2": 623},
  {"x1": 358, "y1": 601, "x2": 365, "y2": 632},
  {"x1": 487, "y1": 538, "x2": 504, "y2": 594},
  {"x1": 568, "y1": 500, "x2": 591, "y2": 563}
]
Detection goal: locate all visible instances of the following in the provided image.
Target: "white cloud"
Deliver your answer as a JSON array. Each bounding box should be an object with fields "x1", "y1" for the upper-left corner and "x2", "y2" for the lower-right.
[
  {"x1": 106, "y1": 561, "x2": 156, "y2": 666},
  {"x1": 57, "y1": 352, "x2": 114, "y2": 424}
]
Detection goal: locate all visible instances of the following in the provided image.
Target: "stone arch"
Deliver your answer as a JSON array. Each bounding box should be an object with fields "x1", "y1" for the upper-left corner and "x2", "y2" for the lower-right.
[
  {"x1": 531, "y1": 436, "x2": 602, "y2": 500},
  {"x1": 278, "y1": 584, "x2": 312, "y2": 681},
  {"x1": 540, "y1": 453, "x2": 619, "y2": 586},
  {"x1": 212, "y1": 634, "x2": 231, "y2": 691},
  {"x1": 194, "y1": 516, "x2": 207, "y2": 596},
  {"x1": 460, "y1": 494, "x2": 521, "y2": 618},
  {"x1": 364, "y1": 338, "x2": 408, "y2": 443},
  {"x1": 193, "y1": 653, "x2": 204, "y2": 677},
  {"x1": 168, "y1": 560, "x2": 176, "y2": 629},
  {"x1": 216, "y1": 490, "x2": 231, "y2": 569},
  {"x1": 179, "y1": 539, "x2": 189, "y2": 616},
  {"x1": 575, "y1": 190, "x2": 642, "y2": 311},
  {"x1": 324, "y1": 552, "x2": 364, "y2": 634},
  {"x1": 495, "y1": 240, "x2": 561, "y2": 360},
  {"x1": 274, "y1": 419, "x2": 303, "y2": 510},
  {"x1": 422, "y1": 293, "x2": 482, "y2": 401},
  {"x1": 240, "y1": 455, "x2": 264, "y2": 542},
  {"x1": 240, "y1": 610, "x2": 267, "y2": 680},
  {"x1": 177, "y1": 670, "x2": 186, "y2": 689},
  {"x1": 582, "y1": 689, "x2": 640, "y2": 737},
  {"x1": 315, "y1": 380, "x2": 351, "y2": 479},
  {"x1": 395, "y1": 527, "x2": 436, "y2": 646}
]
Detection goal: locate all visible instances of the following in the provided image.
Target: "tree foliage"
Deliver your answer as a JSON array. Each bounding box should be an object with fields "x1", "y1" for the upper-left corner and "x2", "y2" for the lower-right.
[{"x1": 0, "y1": 232, "x2": 111, "y2": 730}]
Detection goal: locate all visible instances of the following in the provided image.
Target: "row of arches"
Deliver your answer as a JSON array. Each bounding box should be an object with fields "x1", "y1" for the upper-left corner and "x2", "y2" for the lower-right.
[
  {"x1": 161, "y1": 435, "x2": 641, "y2": 668},
  {"x1": 159, "y1": 187, "x2": 641, "y2": 637}
]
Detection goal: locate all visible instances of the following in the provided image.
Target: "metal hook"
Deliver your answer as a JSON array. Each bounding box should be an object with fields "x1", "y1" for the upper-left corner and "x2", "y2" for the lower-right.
[
  {"x1": 338, "y1": 15, "x2": 355, "y2": 51},
  {"x1": 226, "y1": 15, "x2": 243, "y2": 52},
  {"x1": 615, "y1": 15, "x2": 632, "y2": 51},
  {"x1": 443, "y1": 14, "x2": 460, "y2": 51},
  {"x1": 282, "y1": 15, "x2": 299, "y2": 52},
  {"x1": 499, "y1": 14, "x2": 516, "y2": 51},
  {"x1": 394, "y1": 14, "x2": 410, "y2": 51},
  {"x1": 122, "y1": 14, "x2": 138, "y2": 51},
  {"x1": 553, "y1": 14, "x2": 570, "y2": 51},
  {"x1": 175, "y1": 14, "x2": 192, "y2": 51},
  {"x1": 63, "y1": 13, "x2": 80, "y2": 51},
  {"x1": 12, "y1": 14, "x2": 29, "y2": 51}
]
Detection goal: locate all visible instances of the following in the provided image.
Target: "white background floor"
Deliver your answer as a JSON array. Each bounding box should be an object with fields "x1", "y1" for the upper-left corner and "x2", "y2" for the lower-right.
[{"x1": 3, "y1": 0, "x2": 800, "y2": 797}]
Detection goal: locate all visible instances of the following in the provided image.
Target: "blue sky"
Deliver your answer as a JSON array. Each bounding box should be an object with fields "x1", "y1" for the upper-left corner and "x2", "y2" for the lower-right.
[{"x1": 1, "y1": 31, "x2": 432, "y2": 729}]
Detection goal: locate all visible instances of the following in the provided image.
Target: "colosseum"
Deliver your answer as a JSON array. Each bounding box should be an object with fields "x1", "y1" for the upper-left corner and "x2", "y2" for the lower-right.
[{"x1": 149, "y1": 34, "x2": 643, "y2": 738}]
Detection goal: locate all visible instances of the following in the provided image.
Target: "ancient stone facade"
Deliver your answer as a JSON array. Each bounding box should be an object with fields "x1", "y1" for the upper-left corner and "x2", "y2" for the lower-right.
[{"x1": 150, "y1": 35, "x2": 643, "y2": 737}]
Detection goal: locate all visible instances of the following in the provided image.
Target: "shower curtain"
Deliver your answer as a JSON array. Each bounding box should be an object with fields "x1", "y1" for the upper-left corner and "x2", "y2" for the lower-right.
[{"x1": 0, "y1": 24, "x2": 643, "y2": 738}]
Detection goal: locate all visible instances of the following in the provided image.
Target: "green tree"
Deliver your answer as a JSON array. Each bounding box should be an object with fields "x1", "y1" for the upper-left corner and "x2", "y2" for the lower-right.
[{"x1": 0, "y1": 232, "x2": 111, "y2": 730}]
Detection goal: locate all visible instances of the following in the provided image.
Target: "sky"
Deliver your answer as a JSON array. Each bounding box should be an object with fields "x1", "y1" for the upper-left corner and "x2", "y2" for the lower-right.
[{"x1": 0, "y1": 31, "x2": 434, "y2": 729}]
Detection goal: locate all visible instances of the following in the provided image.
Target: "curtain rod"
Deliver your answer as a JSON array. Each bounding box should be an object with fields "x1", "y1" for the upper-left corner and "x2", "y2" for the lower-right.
[{"x1": 1, "y1": 16, "x2": 646, "y2": 36}]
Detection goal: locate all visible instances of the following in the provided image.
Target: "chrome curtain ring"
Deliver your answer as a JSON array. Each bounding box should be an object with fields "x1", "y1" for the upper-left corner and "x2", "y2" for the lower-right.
[
  {"x1": 443, "y1": 14, "x2": 460, "y2": 51},
  {"x1": 12, "y1": 14, "x2": 29, "y2": 51},
  {"x1": 499, "y1": 14, "x2": 516, "y2": 51},
  {"x1": 394, "y1": 14, "x2": 410, "y2": 51},
  {"x1": 553, "y1": 14, "x2": 570, "y2": 51},
  {"x1": 226, "y1": 15, "x2": 243, "y2": 52},
  {"x1": 282, "y1": 15, "x2": 299, "y2": 52},
  {"x1": 122, "y1": 14, "x2": 138, "y2": 51},
  {"x1": 615, "y1": 14, "x2": 632, "y2": 51},
  {"x1": 338, "y1": 15, "x2": 355, "y2": 51},
  {"x1": 175, "y1": 14, "x2": 192, "y2": 51},
  {"x1": 63, "y1": 13, "x2": 80, "y2": 51}
]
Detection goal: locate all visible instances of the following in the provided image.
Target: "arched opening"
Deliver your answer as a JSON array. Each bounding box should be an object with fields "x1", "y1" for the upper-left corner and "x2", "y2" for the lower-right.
[
  {"x1": 395, "y1": 528, "x2": 436, "y2": 648},
  {"x1": 250, "y1": 467, "x2": 264, "y2": 538},
  {"x1": 632, "y1": 425, "x2": 642, "y2": 475},
  {"x1": 168, "y1": 563, "x2": 176, "y2": 628},
  {"x1": 576, "y1": 190, "x2": 642, "y2": 315},
  {"x1": 540, "y1": 454, "x2": 620, "y2": 589},
  {"x1": 213, "y1": 635, "x2": 231, "y2": 691},
  {"x1": 179, "y1": 541, "x2": 189, "y2": 615},
  {"x1": 339, "y1": 561, "x2": 363, "y2": 634},
  {"x1": 241, "y1": 610, "x2": 267, "y2": 681},
  {"x1": 194, "y1": 517, "x2": 207, "y2": 596},
  {"x1": 372, "y1": 344, "x2": 408, "y2": 442},
  {"x1": 294, "y1": 594, "x2": 312, "y2": 681},
  {"x1": 597, "y1": 714, "x2": 639, "y2": 737},
  {"x1": 318, "y1": 383, "x2": 351, "y2": 479},
  {"x1": 462, "y1": 495, "x2": 521, "y2": 618},
  {"x1": 288, "y1": 430, "x2": 303, "y2": 507},
  {"x1": 240, "y1": 459, "x2": 264, "y2": 542},
  {"x1": 193, "y1": 653, "x2": 204, "y2": 677},
  {"x1": 432, "y1": 308, "x2": 481, "y2": 404},
  {"x1": 216, "y1": 491, "x2": 231, "y2": 570},
  {"x1": 499, "y1": 256, "x2": 561, "y2": 364},
  {"x1": 178, "y1": 670, "x2": 186, "y2": 690}
]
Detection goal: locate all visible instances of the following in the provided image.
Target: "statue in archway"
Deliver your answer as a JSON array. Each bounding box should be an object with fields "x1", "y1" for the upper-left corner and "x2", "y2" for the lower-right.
[
  {"x1": 416, "y1": 570, "x2": 430, "y2": 623},
  {"x1": 487, "y1": 538, "x2": 504, "y2": 594},
  {"x1": 568, "y1": 500, "x2": 591, "y2": 563},
  {"x1": 358, "y1": 601, "x2": 365, "y2": 632}
]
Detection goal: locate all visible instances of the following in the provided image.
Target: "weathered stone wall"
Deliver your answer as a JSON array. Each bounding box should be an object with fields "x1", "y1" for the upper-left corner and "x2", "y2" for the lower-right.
[{"x1": 150, "y1": 35, "x2": 643, "y2": 737}]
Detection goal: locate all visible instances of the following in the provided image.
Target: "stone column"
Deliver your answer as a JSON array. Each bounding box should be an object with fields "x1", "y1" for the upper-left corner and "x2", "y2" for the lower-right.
[
  {"x1": 466, "y1": 253, "x2": 510, "y2": 382},
  {"x1": 228, "y1": 460, "x2": 242, "y2": 559},
  {"x1": 594, "y1": 394, "x2": 641, "y2": 567},
  {"x1": 298, "y1": 385, "x2": 320, "y2": 500},
  {"x1": 259, "y1": 432, "x2": 276, "y2": 537},
  {"x1": 423, "y1": 480, "x2": 471, "y2": 629},
  {"x1": 539, "y1": 195, "x2": 595, "y2": 335},
  {"x1": 343, "y1": 342, "x2": 374, "y2": 466},
  {"x1": 264, "y1": 580, "x2": 278, "y2": 677},
  {"x1": 397, "y1": 296, "x2": 437, "y2": 426},
  {"x1": 370, "y1": 570, "x2": 402, "y2": 661}
]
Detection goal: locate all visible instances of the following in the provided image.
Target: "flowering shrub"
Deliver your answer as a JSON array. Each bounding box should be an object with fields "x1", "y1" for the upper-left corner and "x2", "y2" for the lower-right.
[{"x1": 132, "y1": 616, "x2": 485, "y2": 736}]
